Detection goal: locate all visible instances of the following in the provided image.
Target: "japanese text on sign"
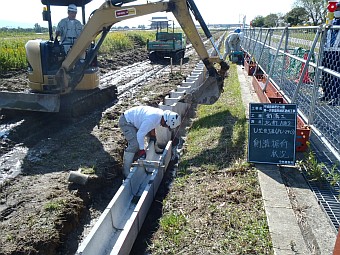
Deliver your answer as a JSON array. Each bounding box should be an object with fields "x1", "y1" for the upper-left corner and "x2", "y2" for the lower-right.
[{"x1": 248, "y1": 103, "x2": 297, "y2": 165}]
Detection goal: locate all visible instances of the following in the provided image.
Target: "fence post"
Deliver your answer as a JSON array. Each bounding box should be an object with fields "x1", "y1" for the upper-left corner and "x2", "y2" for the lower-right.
[
  {"x1": 280, "y1": 27, "x2": 290, "y2": 83},
  {"x1": 292, "y1": 26, "x2": 322, "y2": 104},
  {"x1": 306, "y1": 25, "x2": 327, "y2": 125},
  {"x1": 263, "y1": 26, "x2": 288, "y2": 91},
  {"x1": 246, "y1": 27, "x2": 254, "y2": 54},
  {"x1": 250, "y1": 27, "x2": 261, "y2": 60},
  {"x1": 268, "y1": 29, "x2": 273, "y2": 47},
  {"x1": 252, "y1": 29, "x2": 271, "y2": 77}
]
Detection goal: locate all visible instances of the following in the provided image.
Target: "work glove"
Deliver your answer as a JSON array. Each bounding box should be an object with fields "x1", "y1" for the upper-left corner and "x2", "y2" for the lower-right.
[{"x1": 137, "y1": 149, "x2": 146, "y2": 159}]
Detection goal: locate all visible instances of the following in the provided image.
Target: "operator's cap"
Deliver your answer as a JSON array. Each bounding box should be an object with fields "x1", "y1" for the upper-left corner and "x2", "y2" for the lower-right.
[{"x1": 68, "y1": 4, "x2": 77, "y2": 12}]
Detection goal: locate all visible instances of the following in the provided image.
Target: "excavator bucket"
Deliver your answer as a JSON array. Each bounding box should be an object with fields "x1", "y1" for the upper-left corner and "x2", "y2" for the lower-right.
[
  {"x1": 181, "y1": 76, "x2": 223, "y2": 105},
  {"x1": 0, "y1": 92, "x2": 60, "y2": 112}
]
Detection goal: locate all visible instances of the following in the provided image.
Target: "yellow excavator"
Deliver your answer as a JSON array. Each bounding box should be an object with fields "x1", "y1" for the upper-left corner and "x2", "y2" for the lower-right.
[{"x1": 0, "y1": 0, "x2": 229, "y2": 114}]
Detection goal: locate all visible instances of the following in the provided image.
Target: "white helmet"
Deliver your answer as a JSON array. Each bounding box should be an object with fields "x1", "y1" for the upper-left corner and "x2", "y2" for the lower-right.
[
  {"x1": 68, "y1": 4, "x2": 77, "y2": 13},
  {"x1": 163, "y1": 110, "x2": 181, "y2": 129}
]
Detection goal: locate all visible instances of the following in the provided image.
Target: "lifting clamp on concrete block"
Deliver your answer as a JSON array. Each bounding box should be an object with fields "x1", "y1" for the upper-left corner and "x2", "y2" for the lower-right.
[{"x1": 132, "y1": 159, "x2": 165, "y2": 174}]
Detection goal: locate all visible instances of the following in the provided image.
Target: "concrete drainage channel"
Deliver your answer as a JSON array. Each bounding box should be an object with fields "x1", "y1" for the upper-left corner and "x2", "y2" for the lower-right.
[{"x1": 75, "y1": 62, "x2": 206, "y2": 255}]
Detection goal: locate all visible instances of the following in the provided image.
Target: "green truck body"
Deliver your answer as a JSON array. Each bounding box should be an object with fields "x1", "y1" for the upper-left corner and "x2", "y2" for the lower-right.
[{"x1": 147, "y1": 31, "x2": 186, "y2": 62}]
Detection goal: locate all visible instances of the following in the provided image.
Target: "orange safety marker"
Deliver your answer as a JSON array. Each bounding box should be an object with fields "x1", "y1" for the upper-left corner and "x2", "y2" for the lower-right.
[{"x1": 333, "y1": 228, "x2": 340, "y2": 255}]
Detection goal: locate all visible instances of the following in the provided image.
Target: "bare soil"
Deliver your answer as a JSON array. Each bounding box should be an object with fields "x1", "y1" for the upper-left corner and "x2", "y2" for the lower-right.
[{"x1": 0, "y1": 46, "x2": 200, "y2": 255}]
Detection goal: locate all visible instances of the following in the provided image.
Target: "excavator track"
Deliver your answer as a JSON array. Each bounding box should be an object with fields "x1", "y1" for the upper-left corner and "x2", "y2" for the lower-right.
[{"x1": 59, "y1": 85, "x2": 118, "y2": 118}]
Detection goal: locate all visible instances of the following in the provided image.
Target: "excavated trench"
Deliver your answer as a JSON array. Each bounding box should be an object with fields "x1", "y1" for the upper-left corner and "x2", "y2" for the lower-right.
[{"x1": 0, "y1": 43, "x2": 202, "y2": 254}]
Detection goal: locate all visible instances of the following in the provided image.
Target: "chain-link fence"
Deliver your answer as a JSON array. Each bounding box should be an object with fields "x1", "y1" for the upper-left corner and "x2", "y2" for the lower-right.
[
  {"x1": 241, "y1": 25, "x2": 340, "y2": 230},
  {"x1": 242, "y1": 26, "x2": 340, "y2": 160}
]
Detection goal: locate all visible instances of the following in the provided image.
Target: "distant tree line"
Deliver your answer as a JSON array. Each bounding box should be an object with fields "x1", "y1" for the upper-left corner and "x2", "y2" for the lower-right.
[
  {"x1": 0, "y1": 23, "x2": 49, "y2": 33},
  {"x1": 0, "y1": 23, "x2": 147, "y2": 34},
  {"x1": 1, "y1": 0, "x2": 330, "y2": 32},
  {"x1": 251, "y1": 0, "x2": 328, "y2": 27}
]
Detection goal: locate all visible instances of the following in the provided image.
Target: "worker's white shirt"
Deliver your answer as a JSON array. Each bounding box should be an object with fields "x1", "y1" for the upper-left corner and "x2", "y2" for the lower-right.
[
  {"x1": 124, "y1": 106, "x2": 163, "y2": 150},
  {"x1": 224, "y1": 32, "x2": 241, "y2": 58}
]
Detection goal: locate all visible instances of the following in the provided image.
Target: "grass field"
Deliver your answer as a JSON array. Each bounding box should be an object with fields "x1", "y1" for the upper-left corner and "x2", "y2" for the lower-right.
[
  {"x1": 0, "y1": 30, "x2": 154, "y2": 72},
  {"x1": 148, "y1": 64, "x2": 273, "y2": 254}
]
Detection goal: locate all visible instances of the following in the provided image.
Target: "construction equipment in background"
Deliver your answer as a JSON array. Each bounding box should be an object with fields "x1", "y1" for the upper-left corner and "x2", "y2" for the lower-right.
[
  {"x1": 0, "y1": 0, "x2": 229, "y2": 114},
  {"x1": 229, "y1": 51, "x2": 244, "y2": 65},
  {"x1": 147, "y1": 18, "x2": 186, "y2": 62}
]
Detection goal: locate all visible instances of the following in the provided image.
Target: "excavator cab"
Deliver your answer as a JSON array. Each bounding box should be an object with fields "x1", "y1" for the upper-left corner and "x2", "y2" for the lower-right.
[
  {"x1": 0, "y1": 0, "x2": 100, "y2": 112},
  {"x1": 41, "y1": 0, "x2": 93, "y2": 41},
  {"x1": 29, "y1": 0, "x2": 99, "y2": 93}
]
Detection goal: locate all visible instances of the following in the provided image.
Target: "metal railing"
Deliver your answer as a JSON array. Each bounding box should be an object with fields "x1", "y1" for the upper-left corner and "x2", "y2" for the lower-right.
[
  {"x1": 242, "y1": 25, "x2": 340, "y2": 161},
  {"x1": 241, "y1": 25, "x2": 340, "y2": 230}
]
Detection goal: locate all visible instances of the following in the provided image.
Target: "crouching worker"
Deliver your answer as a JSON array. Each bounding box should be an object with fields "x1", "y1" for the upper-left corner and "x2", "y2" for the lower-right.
[
  {"x1": 223, "y1": 29, "x2": 244, "y2": 64},
  {"x1": 119, "y1": 106, "x2": 181, "y2": 178}
]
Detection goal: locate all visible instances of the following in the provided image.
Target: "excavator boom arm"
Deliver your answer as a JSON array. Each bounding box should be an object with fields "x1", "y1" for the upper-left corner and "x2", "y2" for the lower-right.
[
  {"x1": 62, "y1": 1, "x2": 170, "y2": 71},
  {"x1": 59, "y1": 0, "x2": 229, "y2": 104}
]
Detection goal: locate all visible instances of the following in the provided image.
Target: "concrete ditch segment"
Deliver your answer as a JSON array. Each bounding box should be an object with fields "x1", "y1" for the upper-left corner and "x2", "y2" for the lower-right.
[{"x1": 75, "y1": 62, "x2": 206, "y2": 254}]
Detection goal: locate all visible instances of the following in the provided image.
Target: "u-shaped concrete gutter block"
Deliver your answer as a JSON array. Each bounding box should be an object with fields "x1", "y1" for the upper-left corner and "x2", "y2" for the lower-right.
[
  {"x1": 182, "y1": 80, "x2": 198, "y2": 90},
  {"x1": 176, "y1": 85, "x2": 192, "y2": 93},
  {"x1": 76, "y1": 142, "x2": 172, "y2": 255},
  {"x1": 161, "y1": 100, "x2": 189, "y2": 120},
  {"x1": 191, "y1": 72, "x2": 204, "y2": 83},
  {"x1": 76, "y1": 58, "x2": 207, "y2": 255},
  {"x1": 186, "y1": 75, "x2": 199, "y2": 83},
  {"x1": 170, "y1": 90, "x2": 186, "y2": 98},
  {"x1": 159, "y1": 101, "x2": 188, "y2": 118},
  {"x1": 164, "y1": 95, "x2": 182, "y2": 106}
]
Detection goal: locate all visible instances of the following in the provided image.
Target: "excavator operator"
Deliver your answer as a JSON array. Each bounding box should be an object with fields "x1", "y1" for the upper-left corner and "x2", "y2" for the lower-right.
[{"x1": 55, "y1": 4, "x2": 83, "y2": 54}]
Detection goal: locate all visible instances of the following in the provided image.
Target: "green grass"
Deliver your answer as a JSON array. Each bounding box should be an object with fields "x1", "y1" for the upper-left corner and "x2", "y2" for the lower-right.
[
  {"x1": 99, "y1": 30, "x2": 154, "y2": 53},
  {"x1": 159, "y1": 213, "x2": 187, "y2": 246},
  {"x1": 148, "y1": 64, "x2": 273, "y2": 254},
  {"x1": 0, "y1": 30, "x2": 155, "y2": 72},
  {"x1": 44, "y1": 199, "x2": 66, "y2": 212}
]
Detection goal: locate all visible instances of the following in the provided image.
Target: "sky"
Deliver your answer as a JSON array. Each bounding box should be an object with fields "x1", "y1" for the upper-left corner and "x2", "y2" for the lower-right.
[{"x1": 0, "y1": 0, "x2": 296, "y2": 28}]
